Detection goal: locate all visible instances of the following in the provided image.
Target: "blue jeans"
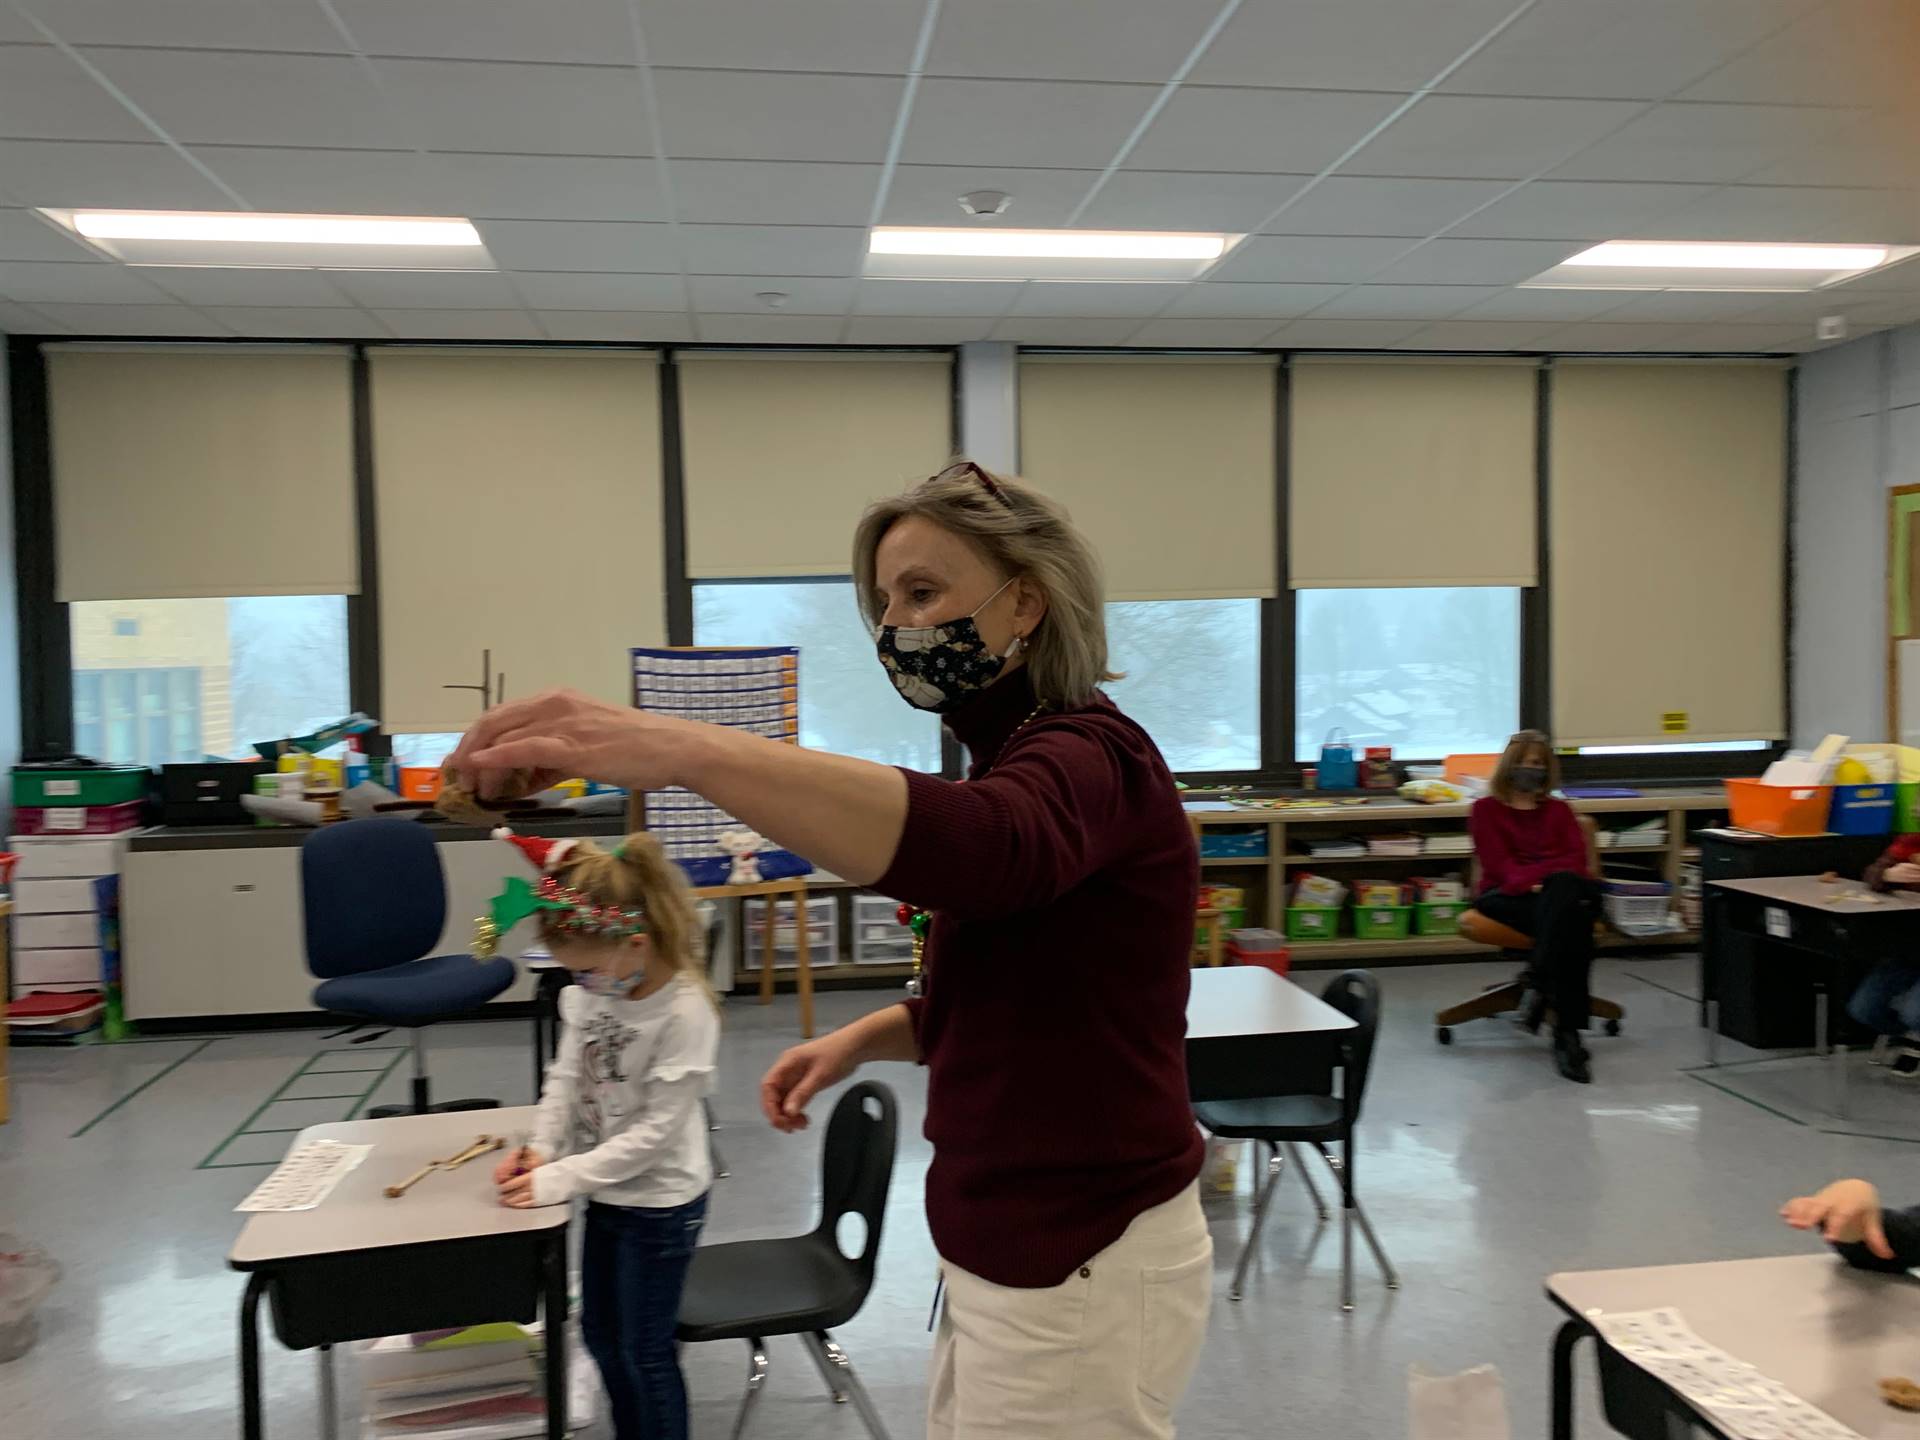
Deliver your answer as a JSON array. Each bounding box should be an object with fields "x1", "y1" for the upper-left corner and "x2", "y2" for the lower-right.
[
  {"x1": 581, "y1": 1193, "x2": 709, "y2": 1440},
  {"x1": 1848, "y1": 961, "x2": 1920, "y2": 1037}
]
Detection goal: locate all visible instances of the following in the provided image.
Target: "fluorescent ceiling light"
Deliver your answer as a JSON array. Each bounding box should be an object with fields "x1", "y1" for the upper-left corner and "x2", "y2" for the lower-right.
[
  {"x1": 871, "y1": 227, "x2": 1227, "y2": 261},
  {"x1": 1563, "y1": 241, "x2": 1889, "y2": 272},
  {"x1": 70, "y1": 210, "x2": 481, "y2": 246}
]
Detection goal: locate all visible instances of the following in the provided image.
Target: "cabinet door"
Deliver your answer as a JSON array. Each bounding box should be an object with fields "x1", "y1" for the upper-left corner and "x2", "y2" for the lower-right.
[{"x1": 123, "y1": 848, "x2": 311, "y2": 1019}]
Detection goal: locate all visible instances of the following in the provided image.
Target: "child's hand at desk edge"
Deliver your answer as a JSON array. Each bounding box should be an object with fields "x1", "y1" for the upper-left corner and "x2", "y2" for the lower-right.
[
  {"x1": 495, "y1": 1149, "x2": 551, "y2": 1209},
  {"x1": 1781, "y1": 1178, "x2": 1894, "y2": 1259},
  {"x1": 493, "y1": 1145, "x2": 546, "y2": 1187}
]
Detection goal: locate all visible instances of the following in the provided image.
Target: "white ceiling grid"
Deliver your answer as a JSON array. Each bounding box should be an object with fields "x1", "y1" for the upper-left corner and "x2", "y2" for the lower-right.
[{"x1": 0, "y1": 0, "x2": 1911, "y2": 350}]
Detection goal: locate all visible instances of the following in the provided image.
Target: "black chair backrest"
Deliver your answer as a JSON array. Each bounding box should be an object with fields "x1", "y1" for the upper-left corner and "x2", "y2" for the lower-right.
[
  {"x1": 1321, "y1": 969, "x2": 1382, "y2": 1124},
  {"x1": 302, "y1": 818, "x2": 447, "y2": 979},
  {"x1": 812, "y1": 1081, "x2": 898, "y2": 1293}
]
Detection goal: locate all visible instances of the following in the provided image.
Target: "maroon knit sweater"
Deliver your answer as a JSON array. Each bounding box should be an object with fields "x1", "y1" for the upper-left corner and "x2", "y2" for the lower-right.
[{"x1": 876, "y1": 670, "x2": 1204, "y2": 1289}]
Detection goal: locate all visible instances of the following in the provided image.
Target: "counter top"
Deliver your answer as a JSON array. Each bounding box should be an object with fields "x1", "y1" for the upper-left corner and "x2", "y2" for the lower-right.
[
  {"x1": 1184, "y1": 786, "x2": 1727, "y2": 825},
  {"x1": 128, "y1": 814, "x2": 627, "y2": 852}
]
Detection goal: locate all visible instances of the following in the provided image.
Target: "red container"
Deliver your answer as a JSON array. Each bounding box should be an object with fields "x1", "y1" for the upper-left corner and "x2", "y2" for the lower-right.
[
  {"x1": 13, "y1": 801, "x2": 145, "y2": 835},
  {"x1": 1228, "y1": 941, "x2": 1291, "y2": 977}
]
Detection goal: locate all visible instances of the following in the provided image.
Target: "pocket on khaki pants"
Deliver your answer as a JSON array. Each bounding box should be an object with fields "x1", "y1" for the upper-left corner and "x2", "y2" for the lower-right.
[{"x1": 1137, "y1": 1244, "x2": 1212, "y2": 1410}]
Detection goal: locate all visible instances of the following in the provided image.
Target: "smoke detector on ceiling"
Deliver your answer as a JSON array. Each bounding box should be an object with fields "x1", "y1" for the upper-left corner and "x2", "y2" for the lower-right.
[
  {"x1": 1816, "y1": 314, "x2": 1848, "y2": 342},
  {"x1": 957, "y1": 190, "x2": 1012, "y2": 218}
]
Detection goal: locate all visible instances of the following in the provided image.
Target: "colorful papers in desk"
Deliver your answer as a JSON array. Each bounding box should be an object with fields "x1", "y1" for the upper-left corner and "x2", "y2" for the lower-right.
[
  {"x1": 235, "y1": 1139, "x2": 371, "y2": 1212},
  {"x1": 361, "y1": 1325, "x2": 551, "y2": 1440},
  {"x1": 1591, "y1": 1307, "x2": 1863, "y2": 1440}
]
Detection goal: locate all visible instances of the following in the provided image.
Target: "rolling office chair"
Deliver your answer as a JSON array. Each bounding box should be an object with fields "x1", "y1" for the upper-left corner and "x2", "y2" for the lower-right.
[
  {"x1": 302, "y1": 818, "x2": 517, "y2": 1117},
  {"x1": 677, "y1": 1082, "x2": 898, "y2": 1440},
  {"x1": 1193, "y1": 969, "x2": 1398, "y2": 1312},
  {"x1": 1433, "y1": 815, "x2": 1625, "y2": 1045}
]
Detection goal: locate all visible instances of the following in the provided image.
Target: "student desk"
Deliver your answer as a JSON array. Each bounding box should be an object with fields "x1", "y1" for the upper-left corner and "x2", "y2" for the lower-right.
[
  {"x1": 1547, "y1": 1253, "x2": 1920, "y2": 1439},
  {"x1": 1185, "y1": 965, "x2": 1356, "y2": 1103},
  {"x1": 228, "y1": 1107, "x2": 569, "y2": 1440}
]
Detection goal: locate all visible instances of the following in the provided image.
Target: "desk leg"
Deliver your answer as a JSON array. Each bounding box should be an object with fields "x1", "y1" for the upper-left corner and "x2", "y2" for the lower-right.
[
  {"x1": 317, "y1": 1345, "x2": 337, "y2": 1440},
  {"x1": 1706, "y1": 999, "x2": 1719, "y2": 1067},
  {"x1": 795, "y1": 887, "x2": 815, "y2": 1040},
  {"x1": 239, "y1": 1273, "x2": 267, "y2": 1440},
  {"x1": 759, "y1": 897, "x2": 776, "y2": 1008},
  {"x1": 543, "y1": 1231, "x2": 569, "y2": 1440},
  {"x1": 1816, "y1": 986, "x2": 1831, "y2": 1058},
  {"x1": 1551, "y1": 1319, "x2": 1586, "y2": 1440}
]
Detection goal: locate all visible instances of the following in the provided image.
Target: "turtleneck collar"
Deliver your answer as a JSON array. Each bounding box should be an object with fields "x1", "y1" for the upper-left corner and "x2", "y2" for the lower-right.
[{"x1": 947, "y1": 666, "x2": 1040, "y2": 774}]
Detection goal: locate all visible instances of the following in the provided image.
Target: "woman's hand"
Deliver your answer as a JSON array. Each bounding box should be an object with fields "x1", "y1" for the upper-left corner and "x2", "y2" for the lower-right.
[
  {"x1": 761, "y1": 1030, "x2": 862, "y2": 1134},
  {"x1": 446, "y1": 689, "x2": 699, "y2": 799},
  {"x1": 1781, "y1": 1178, "x2": 1893, "y2": 1257}
]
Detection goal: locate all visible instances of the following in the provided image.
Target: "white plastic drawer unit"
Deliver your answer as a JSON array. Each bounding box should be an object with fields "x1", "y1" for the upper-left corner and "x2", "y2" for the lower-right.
[
  {"x1": 15, "y1": 948, "x2": 104, "y2": 987},
  {"x1": 16, "y1": 912, "x2": 100, "y2": 950},
  {"x1": 14, "y1": 878, "x2": 104, "y2": 914},
  {"x1": 744, "y1": 895, "x2": 836, "y2": 969},
  {"x1": 10, "y1": 834, "x2": 128, "y2": 880}
]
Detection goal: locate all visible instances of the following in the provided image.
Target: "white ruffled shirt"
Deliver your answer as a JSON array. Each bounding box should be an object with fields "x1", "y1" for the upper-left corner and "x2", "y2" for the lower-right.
[{"x1": 529, "y1": 975, "x2": 718, "y2": 1208}]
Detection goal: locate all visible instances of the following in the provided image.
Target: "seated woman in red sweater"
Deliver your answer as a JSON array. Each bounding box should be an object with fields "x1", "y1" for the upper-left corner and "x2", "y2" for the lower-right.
[{"x1": 1469, "y1": 730, "x2": 1600, "y2": 1083}]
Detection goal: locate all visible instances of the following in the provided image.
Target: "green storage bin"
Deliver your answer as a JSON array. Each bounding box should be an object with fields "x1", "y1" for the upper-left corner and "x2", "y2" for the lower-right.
[
  {"x1": 1285, "y1": 905, "x2": 1342, "y2": 942},
  {"x1": 12, "y1": 764, "x2": 149, "y2": 807},
  {"x1": 1352, "y1": 903, "x2": 1412, "y2": 940},
  {"x1": 1195, "y1": 906, "x2": 1246, "y2": 944},
  {"x1": 1415, "y1": 901, "x2": 1466, "y2": 936},
  {"x1": 1898, "y1": 781, "x2": 1920, "y2": 834}
]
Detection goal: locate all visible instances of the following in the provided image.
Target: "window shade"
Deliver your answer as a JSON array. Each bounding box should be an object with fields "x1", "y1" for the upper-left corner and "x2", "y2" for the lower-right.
[
  {"x1": 680, "y1": 352, "x2": 953, "y2": 578},
  {"x1": 1550, "y1": 361, "x2": 1787, "y2": 747},
  {"x1": 1018, "y1": 355, "x2": 1276, "y2": 600},
  {"x1": 370, "y1": 349, "x2": 664, "y2": 732},
  {"x1": 48, "y1": 345, "x2": 356, "y2": 601},
  {"x1": 1290, "y1": 358, "x2": 1537, "y2": 588}
]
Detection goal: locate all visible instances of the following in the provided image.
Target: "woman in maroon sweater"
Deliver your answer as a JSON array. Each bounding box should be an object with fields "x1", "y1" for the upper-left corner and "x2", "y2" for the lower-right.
[
  {"x1": 448, "y1": 461, "x2": 1210, "y2": 1439},
  {"x1": 1469, "y1": 729, "x2": 1600, "y2": 1083}
]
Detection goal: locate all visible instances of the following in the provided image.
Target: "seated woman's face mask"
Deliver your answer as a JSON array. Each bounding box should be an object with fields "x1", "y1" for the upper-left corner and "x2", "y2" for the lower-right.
[
  {"x1": 874, "y1": 576, "x2": 1019, "y2": 713},
  {"x1": 1510, "y1": 765, "x2": 1548, "y2": 794}
]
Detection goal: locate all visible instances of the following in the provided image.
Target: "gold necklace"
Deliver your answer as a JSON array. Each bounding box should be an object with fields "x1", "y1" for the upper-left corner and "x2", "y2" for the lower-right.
[{"x1": 898, "y1": 700, "x2": 1049, "y2": 998}]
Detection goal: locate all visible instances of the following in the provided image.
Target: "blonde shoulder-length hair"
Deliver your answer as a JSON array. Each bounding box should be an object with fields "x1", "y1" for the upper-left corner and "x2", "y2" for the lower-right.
[{"x1": 852, "y1": 460, "x2": 1118, "y2": 709}]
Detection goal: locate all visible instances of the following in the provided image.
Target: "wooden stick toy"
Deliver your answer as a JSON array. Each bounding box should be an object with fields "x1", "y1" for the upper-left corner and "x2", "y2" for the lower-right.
[{"x1": 384, "y1": 1135, "x2": 505, "y2": 1199}]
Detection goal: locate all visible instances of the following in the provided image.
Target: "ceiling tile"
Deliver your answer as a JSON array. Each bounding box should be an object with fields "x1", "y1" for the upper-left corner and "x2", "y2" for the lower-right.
[
  {"x1": 689, "y1": 275, "x2": 854, "y2": 314},
  {"x1": 901, "y1": 79, "x2": 1158, "y2": 170},
  {"x1": 324, "y1": 270, "x2": 526, "y2": 309},
  {"x1": 1649, "y1": 186, "x2": 1920, "y2": 243},
  {"x1": 987, "y1": 317, "x2": 1142, "y2": 344},
  {"x1": 1663, "y1": 322, "x2": 1809, "y2": 351},
  {"x1": 670, "y1": 160, "x2": 880, "y2": 225},
  {"x1": 1268, "y1": 318, "x2": 1425, "y2": 348},
  {"x1": 1681, "y1": 0, "x2": 1919, "y2": 109},
  {"x1": 1533, "y1": 320, "x2": 1689, "y2": 350},
  {"x1": 1125, "y1": 317, "x2": 1280, "y2": 347},
  {"x1": 1742, "y1": 116, "x2": 1920, "y2": 189},
  {"x1": 680, "y1": 224, "x2": 864, "y2": 276},
  {"x1": 1076, "y1": 171, "x2": 1311, "y2": 233},
  {"x1": 202, "y1": 306, "x2": 393, "y2": 338},
  {"x1": 376, "y1": 308, "x2": 545, "y2": 339},
  {"x1": 0, "y1": 9, "x2": 38, "y2": 40},
  {"x1": 1263, "y1": 177, "x2": 1509, "y2": 238},
  {"x1": 535, "y1": 311, "x2": 695, "y2": 342},
  {"x1": 843, "y1": 316, "x2": 997, "y2": 344},
  {"x1": 1452, "y1": 287, "x2": 1642, "y2": 321},
  {"x1": 927, "y1": 0, "x2": 1224, "y2": 83},
  {"x1": 0, "y1": 299, "x2": 63, "y2": 331},
  {"x1": 1448, "y1": 180, "x2": 1716, "y2": 240},
  {"x1": 84, "y1": 48, "x2": 403, "y2": 149},
  {"x1": 428, "y1": 153, "x2": 667, "y2": 222},
  {"x1": 509, "y1": 271, "x2": 687, "y2": 309},
  {"x1": 28, "y1": 301, "x2": 230, "y2": 335},
  {"x1": 189, "y1": 146, "x2": 428, "y2": 215},
  {"x1": 0, "y1": 208, "x2": 100, "y2": 262},
  {"x1": 476, "y1": 219, "x2": 679, "y2": 272},
  {"x1": 852, "y1": 279, "x2": 1022, "y2": 316},
  {"x1": 372, "y1": 58, "x2": 652, "y2": 157},
  {"x1": 0, "y1": 140, "x2": 234, "y2": 210},
  {"x1": 133, "y1": 267, "x2": 358, "y2": 307},
  {"x1": 1551, "y1": 102, "x2": 1868, "y2": 183},
  {"x1": 637, "y1": 0, "x2": 927, "y2": 73},
  {"x1": 21, "y1": 0, "x2": 349, "y2": 50},
  {"x1": 0, "y1": 44, "x2": 153, "y2": 143},
  {"x1": 880, "y1": 166, "x2": 1098, "y2": 228},
  {"x1": 1311, "y1": 285, "x2": 1501, "y2": 319},
  {"x1": 1741, "y1": 290, "x2": 1920, "y2": 328},
  {"x1": 1440, "y1": 0, "x2": 1815, "y2": 101},
  {"x1": 0, "y1": 260, "x2": 170, "y2": 303},
  {"x1": 1126, "y1": 88, "x2": 1402, "y2": 174},
  {"x1": 331, "y1": 0, "x2": 636, "y2": 64},
  {"x1": 652, "y1": 69, "x2": 902, "y2": 164},
  {"x1": 696, "y1": 313, "x2": 847, "y2": 343},
  {"x1": 1579, "y1": 290, "x2": 1779, "y2": 322},
  {"x1": 1162, "y1": 281, "x2": 1348, "y2": 318},
  {"x1": 1206, "y1": 235, "x2": 1412, "y2": 284},
  {"x1": 1393, "y1": 319, "x2": 1557, "y2": 350},
  {"x1": 1008, "y1": 282, "x2": 1185, "y2": 318},
  {"x1": 1346, "y1": 95, "x2": 1645, "y2": 180},
  {"x1": 1370, "y1": 238, "x2": 1583, "y2": 285},
  {"x1": 1189, "y1": 0, "x2": 1520, "y2": 91}
]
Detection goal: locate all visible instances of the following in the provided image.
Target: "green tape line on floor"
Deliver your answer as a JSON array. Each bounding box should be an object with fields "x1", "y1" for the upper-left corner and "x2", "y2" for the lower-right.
[{"x1": 71, "y1": 1039, "x2": 217, "y2": 1138}]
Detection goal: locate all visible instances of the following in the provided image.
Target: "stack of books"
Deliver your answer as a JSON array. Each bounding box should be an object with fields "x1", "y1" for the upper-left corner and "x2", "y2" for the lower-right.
[
  {"x1": 1424, "y1": 833, "x2": 1473, "y2": 856},
  {"x1": 359, "y1": 1324, "x2": 548, "y2": 1440},
  {"x1": 1305, "y1": 836, "x2": 1367, "y2": 859},
  {"x1": 1367, "y1": 832, "x2": 1422, "y2": 857}
]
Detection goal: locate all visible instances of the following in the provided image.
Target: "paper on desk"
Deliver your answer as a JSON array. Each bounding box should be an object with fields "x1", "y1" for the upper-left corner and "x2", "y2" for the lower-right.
[
  {"x1": 1590, "y1": 1308, "x2": 1864, "y2": 1440},
  {"x1": 235, "y1": 1139, "x2": 372, "y2": 1212}
]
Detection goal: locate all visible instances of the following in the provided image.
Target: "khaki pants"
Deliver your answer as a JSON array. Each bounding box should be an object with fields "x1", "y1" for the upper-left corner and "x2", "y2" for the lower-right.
[{"x1": 927, "y1": 1184, "x2": 1212, "y2": 1440}]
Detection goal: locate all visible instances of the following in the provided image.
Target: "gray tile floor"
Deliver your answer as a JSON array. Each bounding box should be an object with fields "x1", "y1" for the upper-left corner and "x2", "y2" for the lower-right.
[{"x1": 5, "y1": 954, "x2": 1919, "y2": 1439}]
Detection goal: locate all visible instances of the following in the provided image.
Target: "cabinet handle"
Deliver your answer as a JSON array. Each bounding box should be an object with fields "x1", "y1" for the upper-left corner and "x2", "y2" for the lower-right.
[{"x1": 233, "y1": 883, "x2": 256, "y2": 893}]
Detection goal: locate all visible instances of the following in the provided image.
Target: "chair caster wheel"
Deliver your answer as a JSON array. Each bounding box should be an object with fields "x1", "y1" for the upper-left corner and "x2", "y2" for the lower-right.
[
  {"x1": 1605, "y1": 1019, "x2": 1622, "y2": 1037},
  {"x1": 1436, "y1": 1026, "x2": 1452, "y2": 1045}
]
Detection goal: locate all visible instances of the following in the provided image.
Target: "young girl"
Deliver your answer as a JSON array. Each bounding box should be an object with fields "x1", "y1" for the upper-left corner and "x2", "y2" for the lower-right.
[
  {"x1": 486, "y1": 829, "x2": 719, "y2": 1440},
  {"x1": 1469, "y1": 729, "x2": 1600, "y2": 1084},
  {"x1": 1849, "y1": 833, "x2": 1920, "y2": 1076}
]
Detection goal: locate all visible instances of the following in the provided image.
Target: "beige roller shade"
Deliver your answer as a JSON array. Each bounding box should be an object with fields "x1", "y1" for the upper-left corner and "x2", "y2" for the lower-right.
[
  {"x1": 48, "y1": 344, "x2": 356, "y2": 601},
  {"x1": 680, "y1": 352, "x2": 953, "y2": 577},
  {"x1": 1551, "y1": 361, "x2": 1787, "y2": 747},
  {"x1": 371, "y1": 348, "x2": 664, "y2": 732},
  {"x1": 1290, "y1": 358, "x2": 1537, "y2": 588},
  {"x1": 1019, "y1": 355, "x2": 1276, "y2": 599}
]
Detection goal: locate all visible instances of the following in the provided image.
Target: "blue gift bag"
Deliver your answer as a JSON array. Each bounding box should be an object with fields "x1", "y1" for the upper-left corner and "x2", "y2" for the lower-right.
[{"x1": 1318, "y1": 730, "x2": 1357, "y2": 790}]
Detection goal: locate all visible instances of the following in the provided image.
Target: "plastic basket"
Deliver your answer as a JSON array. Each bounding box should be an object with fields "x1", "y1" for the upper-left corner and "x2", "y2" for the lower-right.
[
  {"x1": 1196, "y1": 906, "x2": 1246, "y2": 944},
  {"x1": 1285, "y1": 906, "x2": 1342, "y2": 941},
  {"x1": 1831, "y1": 783, "x2": 1895, "y2": 836},
  {"x1": 1199, "y1": 827, "x2": 1268, "y2": 859},
  {"x1": 1899, "y1": 781, "x2": 1920, "y2": 834},
  {"x1": 1603, "y1": 882, "x2": 1674, "y2": 938},
  {"x1": 1351, "y1": 904, "x2": 1412, "y2": 940},
  {"x1": 1724, "y1": 778, "x2": 1831, "y2": 837},
  {"x1": 1414, "y1": 901, "x2": 1466, "y2": 935}
]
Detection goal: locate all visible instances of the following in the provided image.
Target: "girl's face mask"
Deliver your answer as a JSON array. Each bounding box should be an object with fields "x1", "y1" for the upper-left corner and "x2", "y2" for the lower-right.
[{"x1": 874, "y1": 576, "x2": 1021, "y2": 714}]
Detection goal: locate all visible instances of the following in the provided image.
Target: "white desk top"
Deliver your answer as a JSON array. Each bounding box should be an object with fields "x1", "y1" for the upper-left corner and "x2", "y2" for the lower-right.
[
  {"x1": 230, "y1": 1107, "x2": 565, "y2": 1268},
  {"x1": 1550, "y1": 1253, "x2": 1920, "y2": 1437},
  {"x1": 1186, "y1": 966, "x2": 1356, "y2": 1042},
  {"x1": 1711, "y1": 875, "x2": 1920, "y2": 914}
]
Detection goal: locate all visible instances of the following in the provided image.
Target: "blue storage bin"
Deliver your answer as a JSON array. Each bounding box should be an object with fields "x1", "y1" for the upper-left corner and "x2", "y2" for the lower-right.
[
  {"x1": 1199, "y1": 827, "x2": 1268, "y2": 859},
  {"x1": 1832, "y1": 783, "x2": 1895, "y2": 835}
]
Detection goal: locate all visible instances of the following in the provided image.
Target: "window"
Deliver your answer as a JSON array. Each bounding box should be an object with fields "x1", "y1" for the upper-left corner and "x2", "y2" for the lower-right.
[
  {"x1": 693, "y1": 580, "x2": 942, "y2": 772},
  {"x1": 390, "y1": 733, "x2": 465, "y2": 768},
  {"x1": 1106, "y1": 599, "x2": 1261, "y2": 772},
  {"x1": 1296, "y1": 587, "x2": 1521, "y2": 761},
  {"x1": 70, "y1": 595, "x2": 350, "y2": 764}
]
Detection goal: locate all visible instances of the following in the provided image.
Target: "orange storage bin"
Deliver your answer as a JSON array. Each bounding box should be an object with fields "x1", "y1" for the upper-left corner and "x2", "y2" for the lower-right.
[
  {"x1": 1444, "y1": 753, "x2": 1499, "y2": 784},
  {"x1": 1725, "y1": 778, "x2": 1832, "y2": 836},
  {"x1": 400, "y1": 766, "x2": 443, "y2": 802}
]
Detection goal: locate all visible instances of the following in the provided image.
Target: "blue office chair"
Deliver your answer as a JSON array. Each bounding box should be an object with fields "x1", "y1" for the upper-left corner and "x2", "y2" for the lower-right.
[{"x1": 302, "y1": 818, "x2": 517, "y2": 1116}]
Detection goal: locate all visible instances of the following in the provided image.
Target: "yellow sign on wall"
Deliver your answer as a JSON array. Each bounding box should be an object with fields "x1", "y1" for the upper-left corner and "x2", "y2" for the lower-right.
[{"x1": 1662, "y1": 711, "x2": 1690, "y2": 734}]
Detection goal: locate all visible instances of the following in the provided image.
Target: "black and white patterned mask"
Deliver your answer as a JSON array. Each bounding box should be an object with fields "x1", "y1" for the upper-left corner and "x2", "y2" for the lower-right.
[{"x1": 874, "y1": 577, "x2": 1020, "y2": 714}]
